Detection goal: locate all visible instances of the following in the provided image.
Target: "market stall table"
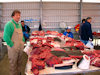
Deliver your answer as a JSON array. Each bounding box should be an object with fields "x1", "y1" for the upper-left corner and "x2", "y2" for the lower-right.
[
  {"x1": 24, "y1": 31, "x2": 100, "y2": 75},
  {"x1": 25, "y1": 59, "x2": 100, "y2": 75},
  {"x1": 93, "y1": 33, "x2": 100, "y2": 46}
]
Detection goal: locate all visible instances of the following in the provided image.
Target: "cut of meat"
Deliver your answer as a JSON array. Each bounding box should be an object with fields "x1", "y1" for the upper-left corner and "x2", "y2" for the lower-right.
[
  {"x1": 82, "y1": 50, "x2": 100, "y2": 67},
  {"x1": 64, "y1": 41, "x2": 74, "y2": 47},
  {"x1": 65, "y1": 37, "x2": 73, "y2": 41},
  {"x1": 52, "y1": 48, "x2": 66, "y2": 52},
  {"x1": 42, "y1": 43, "x2": 54, "y2": 48},
  {"x1": 31, "y1": 31, "x2": 45, "y2": 36},
  {"x1": 66, "y1": 50, "x2": 83, "y2": 56},
  {"x1": 31, "y1": 68, "x2": 39, "y2": 75},
  {"x1": 51, "y1": 41, "x2": 61, "y2": 47},
  {"x1": 66, "y1": 50, "x2": 83, "y2": 59},
  {"x1": 46, "y1": 56, "x2": 62, "y2": 67},
  {"x1": 46, "y1": 30, "x2": 59, "y2": 35},
  {"x1": 69, "y1": 55, "x2": 83, "y2": 59},
  {"x1": 51, "y1": 51, "x2": 69, "y2": 57},
  {"x1": 91, "y1": 57, "x2": 100, "y2": 67},
  {"x1": 39, "y1": 50, "x2": 53, "y2": 61},
  {"x1": 61, "y1": 57, "x2": 72, "y2": 60},
  {"x1": 74, "y1": 41, "x2": 84, "y2": 50}
]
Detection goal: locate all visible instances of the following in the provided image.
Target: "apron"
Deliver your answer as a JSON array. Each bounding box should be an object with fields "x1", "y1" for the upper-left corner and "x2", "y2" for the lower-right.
[{"x1": 7, "y1": 21, "x2": 24, "y2": 75}]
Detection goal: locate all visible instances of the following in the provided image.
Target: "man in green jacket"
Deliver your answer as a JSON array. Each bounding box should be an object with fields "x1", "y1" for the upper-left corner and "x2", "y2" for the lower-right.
[{"x1": 3, "y1": 10, "x2": 25, "y2": 75}]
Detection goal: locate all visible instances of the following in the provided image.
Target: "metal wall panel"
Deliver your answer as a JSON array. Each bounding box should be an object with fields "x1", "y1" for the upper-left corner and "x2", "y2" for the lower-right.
[
  {"x1": 83, "y1": 3, "x2": 100, "y2": 32},
  {"x1": 1, "y1": 2, "x2": 100, "y2": 32},
  {"x1": 2, "y1": 2, "x2": 40, "y2": 30},
  {"x1": 42, "y1": 2, "x2": 80, "y2": 28},
  {"x1": 0, "y1": 3, "x2": 3, "y2": 30}
]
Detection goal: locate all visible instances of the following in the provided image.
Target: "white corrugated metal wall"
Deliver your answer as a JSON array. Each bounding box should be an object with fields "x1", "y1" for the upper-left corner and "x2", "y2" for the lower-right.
[
  {"x1": 42, "y1": 2, "x2": 80, "y2": 29},
  {"x1": 0, "y1": 2, "x2": 100, "y2": 32},
  {"x1": 0, "y1": 3, "x2": 2, "y2": 30},
  {"x1": 83, "y1": 3, "x2": 100, "y2": 32},
  {"x1": 42, "y1": 2, "x2": 80, "y2": 33},
  {"x1": 2, "y1": 2, "x2": 40, "y2": 30}
]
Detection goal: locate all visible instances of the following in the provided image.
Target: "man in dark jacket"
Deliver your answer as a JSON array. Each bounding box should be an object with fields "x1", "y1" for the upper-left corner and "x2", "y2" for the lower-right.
[
  {"x1": 21, "y1": 20, "x2": 30, "y2": 41},
  {"x1": 80, "y1": 17, "x2": 93, "y2": 45},
  {"x1": 79, "y1": 19, "x2": 86, "y2": 36}
]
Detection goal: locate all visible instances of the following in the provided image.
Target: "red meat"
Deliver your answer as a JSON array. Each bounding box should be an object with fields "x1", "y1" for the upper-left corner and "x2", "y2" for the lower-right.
[
  {"x1": 39, "y1": 31, "x2": 45, "y2": 36},
  {"x1": 61, "y1": 57, "x2": 72, "y2": 60},
  {"x1": 31, "y1": 68, "x2": 39, "y2": 75},
  {"x1": 39, "y1": 50, "x2": 53, "y2": 61},
  {"x1": 82, "y1": 51, "x2": 94, "y2": 56},
  {"x1": 31, "y1": 60, "x2": 45, "y2": 75},
  {"x1": 46, "y1": 30, "x2": 59, "y2": 35},
  {"x1": 46, "y1": 56, "x2": 62, "y2": 67},
  {"x1": 42, "y1": 43, "x2": 54, "y2": 48},
  {"x1": 31, "y1": 31, "x2": 45, "y2": 36},
  {"x1": 82, "y1": 50, "x2": 100, "y2": 67},
  {"x1": 91, "y1": 57, "x2": 100, "y2": 67},
  {"x1": 46, "y1": 37, "x2": 54, "y2": 43},
  {"x1": 53, "y1": 48, "x2": 66, "y2": 52},
  {"x1": 64, "y1": 41, "x2": 74, "y2": 47},
  {"x1": 69, "y1": 55, "x2": 83, "y2": 59},
  {"x1": 57, "y1": 33, "x2": 63, "y2": 37}
]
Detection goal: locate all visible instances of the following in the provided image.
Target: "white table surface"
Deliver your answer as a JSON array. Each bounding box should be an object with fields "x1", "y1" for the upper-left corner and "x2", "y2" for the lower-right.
[{"x1": 25, "y1": 59, "x2": 100, "y2": 75}]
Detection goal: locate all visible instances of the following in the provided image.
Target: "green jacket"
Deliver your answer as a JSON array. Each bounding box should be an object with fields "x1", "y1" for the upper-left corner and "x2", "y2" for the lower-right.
[{"x1": 3, "y1": 19, "x2": 25, "y2": 47}]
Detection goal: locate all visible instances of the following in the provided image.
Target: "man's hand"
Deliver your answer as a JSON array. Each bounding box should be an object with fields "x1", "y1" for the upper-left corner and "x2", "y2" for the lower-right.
[{"x1": 89, "y1": 38, "x2": 92, "y2": 41}]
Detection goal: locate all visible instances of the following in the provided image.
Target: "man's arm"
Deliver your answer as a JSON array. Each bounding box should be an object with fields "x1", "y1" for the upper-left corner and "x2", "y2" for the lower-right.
[
  {"x1": 27, "y1": 25, "x2": 30, "y2": 33},
  {"x1": 63, "y1": 32, "x2": 66, "y2": 36},
  {"x1": 70, "y1": 32, "x2": 74, "y2": 38},
  {"x1": 87, "y1": 24, "x2": 93, "y2": 40},
  {"x1": 3, "y1": 22, "x2": 14, "y2": 47}
]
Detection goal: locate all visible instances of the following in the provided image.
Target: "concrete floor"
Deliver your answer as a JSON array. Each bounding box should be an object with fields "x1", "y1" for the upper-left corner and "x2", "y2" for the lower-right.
[
  {"x1": 0, "y1": 51, "x2": 28, "y2": 75},
  {"x1": 0, "y1": 45, "x2": 100, "y2": 75}
]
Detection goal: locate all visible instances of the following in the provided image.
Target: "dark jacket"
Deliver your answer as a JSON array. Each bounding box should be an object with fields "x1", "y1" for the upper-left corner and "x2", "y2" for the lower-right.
[
  {"x1": 79, "y1": 23, "x2": 83, "y2": 36},
  {"x1": 80, "y1": 21, "x2": 93, "y2": 41},
  {"x1": 22, "y1": 25, "x2": 30, "y2": 33}
]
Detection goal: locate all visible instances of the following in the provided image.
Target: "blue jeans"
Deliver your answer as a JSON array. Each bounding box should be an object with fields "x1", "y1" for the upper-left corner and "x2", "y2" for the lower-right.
[{"x1": 81, "y1": 40, "x2": 88, "y2": 45}]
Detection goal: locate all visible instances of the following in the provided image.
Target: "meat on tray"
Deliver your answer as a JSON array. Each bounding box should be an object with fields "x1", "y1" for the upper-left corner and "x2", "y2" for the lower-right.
[
  {"x1": 66, "y1": 50, "x2": 83, "y2": 59},
  {"x1": 51, "y1": 51, "x2": 69, "y2": 57},
  {"x1": 82, "y1": 50, "x2": 100, "y2": 67},
  {"x1": 31, "y1": 31, "x2": 45, "y2": 36},
  {"x1": 91, "y1": 57, "x2": 100, "y2": 67},
  {"x1": 66, "y1": 50, "x2": 83, "y2": 56},
  {"x1": 46, "y1": 30, "x2": 59, "y2": 35},
  {"x1": 52, "y1": 47, "x2": 66, "y2": 52},
  {"x1": 46, "y1": 56, "x2": 62, "y2": 67},
  {"x1": 28, "y1": 30, "x2": 100, "y2": 75},
  {"x1": 29, "y1": 44, "x2": 63, "y2": 75}
]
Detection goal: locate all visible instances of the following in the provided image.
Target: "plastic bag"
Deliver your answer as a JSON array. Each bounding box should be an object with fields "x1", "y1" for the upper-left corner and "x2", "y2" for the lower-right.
[{"x1": 86, "y1": 41, "x2": 94, "y2": 49}]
